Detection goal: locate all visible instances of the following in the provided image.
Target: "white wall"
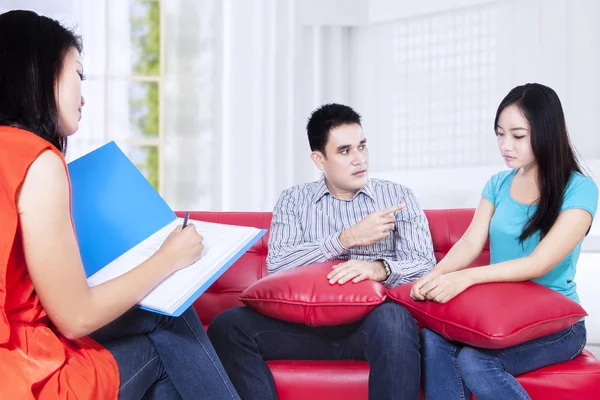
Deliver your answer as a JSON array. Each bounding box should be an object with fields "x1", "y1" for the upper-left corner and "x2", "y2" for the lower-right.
[
  {"x1": 353, "y1": 0, "x2": 600, "y2": 170},
  {"x1": 218, "y1": 0, "x2": 357, "y2": 211},
  {"x1": 0, "y1": 0, "x2": 73, "y2": 15}
]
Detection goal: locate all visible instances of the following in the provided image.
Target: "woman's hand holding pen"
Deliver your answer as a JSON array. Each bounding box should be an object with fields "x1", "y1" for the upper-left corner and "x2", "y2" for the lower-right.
[{"x1": 157, "y1": 214, "x2": 204, "y2": 272}]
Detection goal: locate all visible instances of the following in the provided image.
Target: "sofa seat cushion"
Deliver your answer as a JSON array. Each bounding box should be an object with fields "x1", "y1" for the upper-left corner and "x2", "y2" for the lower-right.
[
  {"x1": 266, "y1": 351, "x2": 600, "y2": 400},
  {"x1": 268, "y1": 360, "x2": 370, "y2": 400},
  {"x1": 516, "y1": 350, "x2": 600, "y2": 399}
]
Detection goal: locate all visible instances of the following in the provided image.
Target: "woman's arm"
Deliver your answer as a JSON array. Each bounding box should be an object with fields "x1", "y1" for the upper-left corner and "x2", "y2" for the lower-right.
[
  {"x1": 18, "y1": 150, "x2": 203, "y2": 339},
  {"x1": 410, "y1": 197, "x2": 494, "y2": 300},
  {"x1": 420, "y1": 208, "x2": 592, "y2": 303},
  {"x1": 434, "y1": 198, "x2": 495, "y2": 275},
  {"x1": 467, "y1": 208, "x2": 592, "y2": 284}
]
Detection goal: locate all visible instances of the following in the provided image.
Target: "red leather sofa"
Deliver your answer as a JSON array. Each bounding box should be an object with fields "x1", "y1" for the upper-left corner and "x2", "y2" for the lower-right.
[{"x1": 178, "y1": 209, "x2": 600, "y2": 399}]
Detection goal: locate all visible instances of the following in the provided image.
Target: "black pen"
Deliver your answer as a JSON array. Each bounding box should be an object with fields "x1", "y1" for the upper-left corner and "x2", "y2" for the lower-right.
[{"x1": 182, "y1": 211, "x2": 190, "y2": 229}]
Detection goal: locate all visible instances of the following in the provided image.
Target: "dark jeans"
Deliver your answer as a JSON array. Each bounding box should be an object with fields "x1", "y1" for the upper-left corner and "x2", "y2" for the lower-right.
[
  {"x1": 421, "y1": 321, "x2": 587, "y2": 400},
  {"x1": 90, "y1": 306, "x2": 240, "y2": 400},
  {"x1": 207, "y1": 302, "x2": 421, "y2": 400}
]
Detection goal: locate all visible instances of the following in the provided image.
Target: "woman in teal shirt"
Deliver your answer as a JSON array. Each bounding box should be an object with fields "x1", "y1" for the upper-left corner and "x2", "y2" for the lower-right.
[{"x1": 413, "y1": 83, "x2": 598, "y2": 400}]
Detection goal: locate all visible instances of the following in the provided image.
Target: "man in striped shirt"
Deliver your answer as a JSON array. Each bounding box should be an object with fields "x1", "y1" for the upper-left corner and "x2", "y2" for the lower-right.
[{"x1": 209, "y1": 104, "x2": 436, "y2": 400}]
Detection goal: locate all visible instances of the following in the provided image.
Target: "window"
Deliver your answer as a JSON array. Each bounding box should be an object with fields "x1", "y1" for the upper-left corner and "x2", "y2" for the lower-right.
[
  {"x1": 391, "y1": 6, "x2": 499, "y2": 170},
  {"x1": 73, "y1": 0, "x2": 163, "y2": 191},
  {"x1": 73, "y1": 0, "x2": 217, "y2": 210}
]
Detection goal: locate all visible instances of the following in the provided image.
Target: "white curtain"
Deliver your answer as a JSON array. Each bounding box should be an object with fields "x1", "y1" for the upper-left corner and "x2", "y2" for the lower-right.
[
  {"x1": 162, "y1": 0, "x2": 218, "y2": 211},
  {"x1": 217, "y1": 0, "x2": 353, "y2": 211}
]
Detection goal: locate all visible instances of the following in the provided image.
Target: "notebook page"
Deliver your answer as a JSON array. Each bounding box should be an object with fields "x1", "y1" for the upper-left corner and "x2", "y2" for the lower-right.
[
  {"x1": 87, "y1": 218, "x2": 259, "y2": 314},
  {"x1": 143, "y1": 218, "x2": 259, "y2": 313}
]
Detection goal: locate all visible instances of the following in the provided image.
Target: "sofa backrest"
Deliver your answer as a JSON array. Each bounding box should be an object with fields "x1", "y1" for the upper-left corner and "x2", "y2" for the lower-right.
[{"x1": 176, "y1": 209, "x2": 490, "y2": 324}]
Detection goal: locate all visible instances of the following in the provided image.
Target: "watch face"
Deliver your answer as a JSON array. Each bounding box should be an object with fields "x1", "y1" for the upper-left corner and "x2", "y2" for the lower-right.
[{"x1": 384, "y1": 262, "x2": 391, "y2": 276}]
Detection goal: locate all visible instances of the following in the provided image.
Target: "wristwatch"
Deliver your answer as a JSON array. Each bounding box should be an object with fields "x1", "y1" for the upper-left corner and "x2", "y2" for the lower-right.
[{"x1": 380, "y1": 259, "x2": 392, "y2": 279}]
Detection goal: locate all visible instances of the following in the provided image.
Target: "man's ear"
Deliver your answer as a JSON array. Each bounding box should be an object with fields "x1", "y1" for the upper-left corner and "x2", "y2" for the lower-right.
[{"x1": 311, "y1": 150, "x2": 326, "y2": 170}]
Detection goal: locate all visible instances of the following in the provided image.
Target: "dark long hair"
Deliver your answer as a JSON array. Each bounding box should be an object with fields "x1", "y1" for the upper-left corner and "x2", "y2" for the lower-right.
[
  {"x1": 494, "y1": 83, "x2": 584, "y2": 243},
  {"x1": 0, "y1": 10, "x2": 82, "y2": 154}
]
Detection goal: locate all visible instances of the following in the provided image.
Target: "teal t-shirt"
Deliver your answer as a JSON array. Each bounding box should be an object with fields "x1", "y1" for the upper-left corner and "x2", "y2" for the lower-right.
[{"x1": 482, "y1": 169, "x2": 598, "y2": 303}]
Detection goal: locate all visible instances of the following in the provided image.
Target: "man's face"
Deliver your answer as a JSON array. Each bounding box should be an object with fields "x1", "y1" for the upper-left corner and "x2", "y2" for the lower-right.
[{"x1": 312, "y1": 123, "x2": 369, "y2": 197}]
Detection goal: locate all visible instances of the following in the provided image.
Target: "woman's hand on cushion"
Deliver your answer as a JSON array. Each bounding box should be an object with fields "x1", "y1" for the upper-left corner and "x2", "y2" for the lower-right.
[
  {"x1": 410, "y1": 269, "x2": 442, "y2": 301},
  {"x1": 420, "y1": 270, "x2": 474, "y2": 303}
]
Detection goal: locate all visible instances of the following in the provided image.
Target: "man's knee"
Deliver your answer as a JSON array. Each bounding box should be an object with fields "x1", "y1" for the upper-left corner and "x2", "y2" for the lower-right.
[
  {"x1": 207, "y1": 307, "x2": 262, "y2": 348},
  {"x1": 208, "y1": 307, "x2": 245, "y2": 337},
  {"x1": 362, "y1": 302, "x2": 419, "y2": 343}
]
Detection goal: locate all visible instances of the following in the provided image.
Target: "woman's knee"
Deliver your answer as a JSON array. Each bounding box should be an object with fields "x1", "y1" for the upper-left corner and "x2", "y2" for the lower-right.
[
  {"x1": 420, "y1": 328, "x2": 458, "y2": 361},
  {"x1": 152, "y1": 306, "x2": 202, "y2": 332},
  {"x1": 107, "y1": 335, "x2": 168, "y2": 398},
  {"x1": 457, "y1": 347, "x2": 501, "y2": 383},
  {"x1": 421, "y1": 328, "x2": 444, "y2": 346},
  {"x1": 421, "y1": 328, "x2": 448, "y2": 351}
]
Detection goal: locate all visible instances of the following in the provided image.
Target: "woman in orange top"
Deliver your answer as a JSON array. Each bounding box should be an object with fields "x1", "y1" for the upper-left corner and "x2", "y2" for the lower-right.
[{"x1": 0, "y1": 10, "x2": 240, "y2": 400}]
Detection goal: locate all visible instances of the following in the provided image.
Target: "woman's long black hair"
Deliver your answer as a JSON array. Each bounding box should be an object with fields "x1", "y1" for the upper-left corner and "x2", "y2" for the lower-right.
[
  {"x1": 0, "y1": 10, "x2": 82, "y2": 154},
  {"x1": 495, "y1": 83, "x2": 584, "y2": 242}
]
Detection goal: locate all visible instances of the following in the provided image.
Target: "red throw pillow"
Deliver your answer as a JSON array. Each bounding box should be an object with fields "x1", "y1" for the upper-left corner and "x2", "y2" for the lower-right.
[
  {"x1": 239, "y1": 262, "x2": 387, "y2": 327},
  {"x1": 388, "y1": 281, "x2": 587, "y2": 348}
]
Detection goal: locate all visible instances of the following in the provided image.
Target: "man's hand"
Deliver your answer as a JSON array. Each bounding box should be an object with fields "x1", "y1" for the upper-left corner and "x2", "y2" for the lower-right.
[
  {"x1": 410, "y1": 269, "x2": 442, "y2": 301},
  {"x1": 326, "y1": 260, "x2": 388, "y2": 285},
  {"x1": 418, "y1": 270, "x2": 473, "y2": 304},
  {"x1": 339, "y1": 204, "x2": 405, "y2": 248}
]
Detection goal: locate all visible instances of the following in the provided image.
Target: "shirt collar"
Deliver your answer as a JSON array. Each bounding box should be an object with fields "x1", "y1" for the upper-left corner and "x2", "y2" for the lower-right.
[{"x1": 312, "y1": 174, "x2": 376, "y2": 203}]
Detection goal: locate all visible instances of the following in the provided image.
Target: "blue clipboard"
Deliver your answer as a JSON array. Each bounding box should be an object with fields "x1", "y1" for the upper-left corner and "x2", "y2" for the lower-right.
[{"x1": 68, "y1": 141, "x2": 265, "y2": 316}]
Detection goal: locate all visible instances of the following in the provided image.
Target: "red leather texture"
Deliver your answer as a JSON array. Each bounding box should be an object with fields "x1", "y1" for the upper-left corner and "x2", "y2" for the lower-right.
[
  {"x1": 388, "y1": 281, "x2": 588, "y2": 348},
  {"x1": 240, "y1": 261, "x2": 387, "y2": 327},
  {"x1": 182, "y1": 210, "x2": 600, "y2": 399},
  {"x1": 266, "y1": 351, "x2": 600, "y2": 400},
  {"x1": 267, "y1": 361, "x2": 370, "y2": 400},
  {"x1": 515, "y1": 350, "x2": 600, "y2": 399}
]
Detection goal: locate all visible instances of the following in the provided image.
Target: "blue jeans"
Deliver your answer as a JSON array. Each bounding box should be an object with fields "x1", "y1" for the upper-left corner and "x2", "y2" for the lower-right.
[
  {"x1": 421, "y1": 321, "x2": 587, "y2": 400},
  {"x1": 207, "y1": 302, "x2": 421, "y2": 400},
  {"x1": 90, "y1": 306, "x2": 240, "y2": 400}
]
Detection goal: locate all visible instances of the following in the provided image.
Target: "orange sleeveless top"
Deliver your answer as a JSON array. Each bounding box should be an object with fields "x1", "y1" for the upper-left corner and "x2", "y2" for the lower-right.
[{"x1": 0, "y1": 127, "x2": 119, "y2": 399}]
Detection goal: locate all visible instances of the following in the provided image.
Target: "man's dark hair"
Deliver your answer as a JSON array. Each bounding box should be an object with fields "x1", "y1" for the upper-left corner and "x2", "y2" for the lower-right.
[
  {"x1": 306, "y1": 103, "x2": 362, "y2": 155},
  {"x1": 0, "y1": 10, "x2": 83, "y2": 154}
]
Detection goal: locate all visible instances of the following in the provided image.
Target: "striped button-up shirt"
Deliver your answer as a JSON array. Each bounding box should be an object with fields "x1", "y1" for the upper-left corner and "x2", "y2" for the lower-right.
[{"x1": 266, "y1": 176, "x2": 436, "y2": 288}]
